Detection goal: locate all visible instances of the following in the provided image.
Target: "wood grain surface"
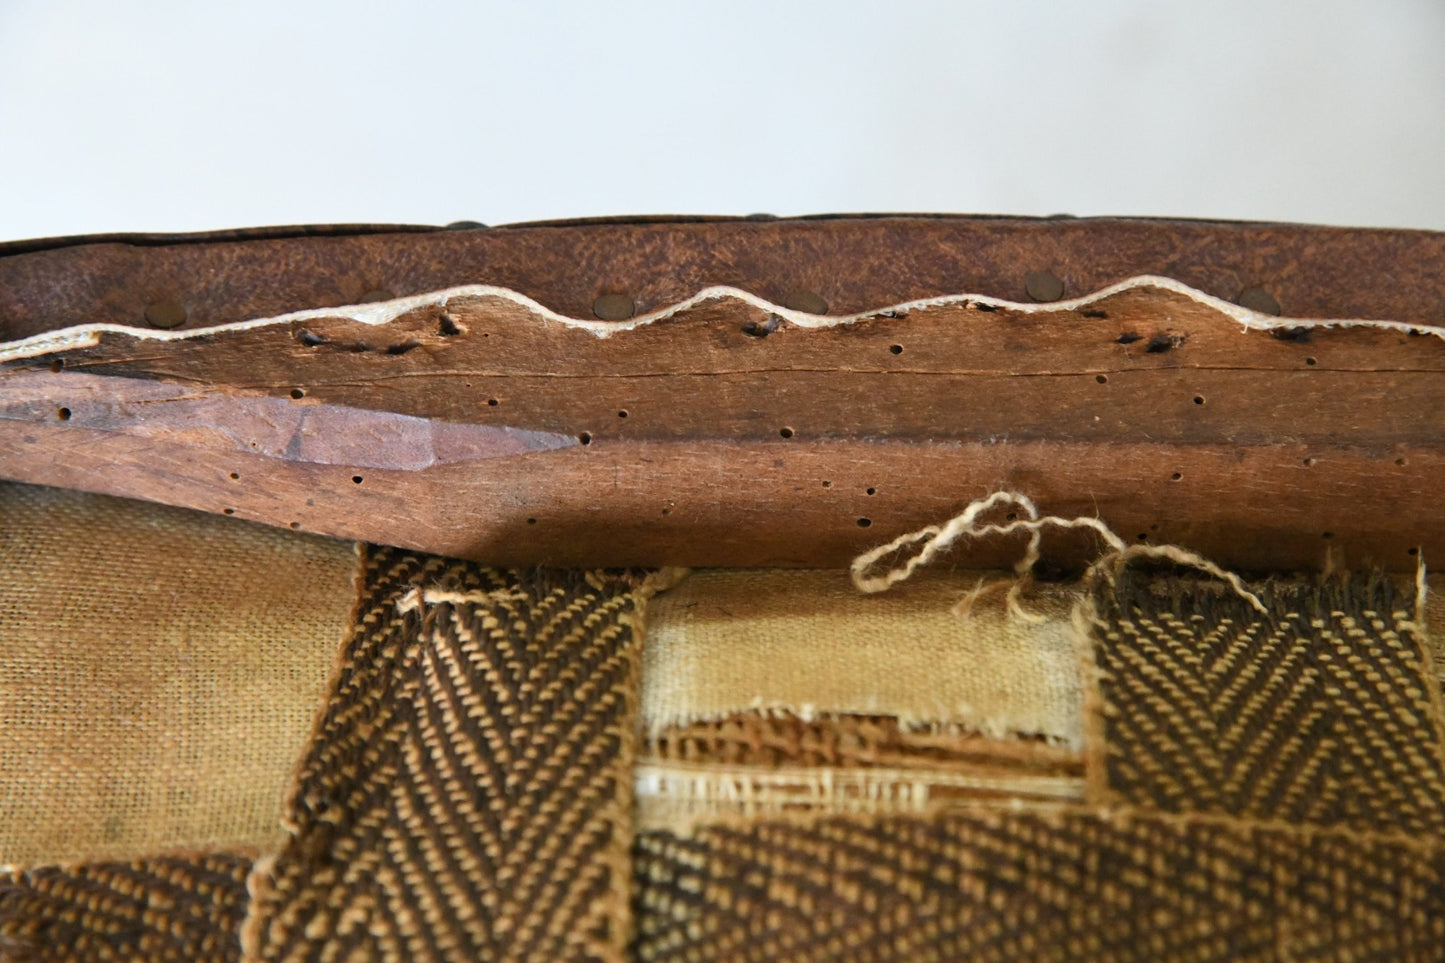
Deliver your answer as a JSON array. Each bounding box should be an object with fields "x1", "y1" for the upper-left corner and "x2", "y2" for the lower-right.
[{"x1": 2, "y1": 282, "x2": 1440, "y2": 571}]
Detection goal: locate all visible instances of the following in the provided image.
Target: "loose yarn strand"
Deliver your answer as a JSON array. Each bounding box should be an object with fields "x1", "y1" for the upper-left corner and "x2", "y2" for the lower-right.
[{"x1": 851, "y1": 491, "x2": 1268, "y2": 616}]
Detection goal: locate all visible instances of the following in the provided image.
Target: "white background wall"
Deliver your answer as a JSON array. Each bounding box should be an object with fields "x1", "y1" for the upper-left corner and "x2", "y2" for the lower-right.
[{"x1": 1, "y1": 0, "x2": 1441, "y2": 240}]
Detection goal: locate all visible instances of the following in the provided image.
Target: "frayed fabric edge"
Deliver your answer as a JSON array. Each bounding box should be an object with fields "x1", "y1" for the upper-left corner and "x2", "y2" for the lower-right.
[{"x1": 639, "y1": 702, "x2": 1080, "y2": 749}]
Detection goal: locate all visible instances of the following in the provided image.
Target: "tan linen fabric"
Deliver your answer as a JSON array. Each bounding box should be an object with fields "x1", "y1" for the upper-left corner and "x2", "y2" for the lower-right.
[
  {"x1": 641, "y1": 569, "x2": 1083, "y2": 746},
  {"x1": 0, "y1": 483, "x2": 356, "y2": 867}
]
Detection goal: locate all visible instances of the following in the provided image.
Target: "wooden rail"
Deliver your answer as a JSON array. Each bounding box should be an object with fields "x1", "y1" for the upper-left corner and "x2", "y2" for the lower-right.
[{"x1": 3, "y1": 277, "x2": 1440, "y2": 572}]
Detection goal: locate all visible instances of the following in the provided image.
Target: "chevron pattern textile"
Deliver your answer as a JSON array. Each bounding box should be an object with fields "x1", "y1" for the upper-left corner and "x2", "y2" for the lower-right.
[
  {"x1": 0, "y1": 852, "x2": 254, "y2": 963},
  {"x1": 632, "y1": 808, "x2": 1445, "y2": 963},
  {"x1": 241, "y1": 548, "x2": 646, "y2": 963},
  {"x1": 1086, "y1": 572, "x2": 1445, "y2": 832}
]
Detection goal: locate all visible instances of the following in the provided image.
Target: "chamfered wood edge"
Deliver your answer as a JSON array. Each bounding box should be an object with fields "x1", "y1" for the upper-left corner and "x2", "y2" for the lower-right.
[{"x1": 0, "y1": 424, "x2": 1432, "y2": 573}]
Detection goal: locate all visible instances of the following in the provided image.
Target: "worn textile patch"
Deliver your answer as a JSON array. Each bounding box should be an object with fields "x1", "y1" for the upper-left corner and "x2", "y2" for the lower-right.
[
  {"x1": 0, "y1": 850, "x2": 253, "y2": 962},
  {"x1": 1087, "y1": 572, "x2": 1445, "y2": 832},
  {"x1": 634, "y1": 762, "x2": 1086, "y2": 831},
  {"x1": 0, "y1": 482, "x2": 355, "y2": 867},
  {"x1": 632, "y1": 808, "x2": 1445, "y2": 962},
  {"x1": 642, "y1": 569, "x2": 1082, "y2": 745},
  {"x1": 645, "y1": 711, "x2": 1083, "y2": 773},
  {"x1": 638, "y1": 711, "x2": 1084, "y2": 828},
  {"x1": 242, "y1": 548, "x2": 645, "y2": 963}
]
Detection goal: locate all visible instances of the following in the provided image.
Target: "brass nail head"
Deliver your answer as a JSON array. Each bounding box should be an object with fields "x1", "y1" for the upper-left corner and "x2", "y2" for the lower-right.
[
  {"x1": 592, "y1": 293, "x2": 636, "y2": 321},
  {"x1": 1238, "y1": 286, "x2": 1282, "y2": 316},
  {"x1": 1025, "y1": 271, "x2": 1065, "y2": 303},
  {"x1": 783, "y1": 289, "x2": 829, "y2": 315},
  {"x1": 143, "y1": 299, "x2": 188, "y2": 329}
]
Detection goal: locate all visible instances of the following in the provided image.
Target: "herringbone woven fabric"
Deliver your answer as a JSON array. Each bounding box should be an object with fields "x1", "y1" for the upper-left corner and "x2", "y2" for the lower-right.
[
  {"x1": 242, "y1": 547, "x2": 646, "y2": 962},
  {"x1": 632, "y1": 808, "x2": 1445, "y2": 963},
  {"x1": 1086, "y1": 573, "x2": 1445, "y2": 832},
  {"x1": 0, "y1": 851, "x2": 253, "y2": 963}
]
